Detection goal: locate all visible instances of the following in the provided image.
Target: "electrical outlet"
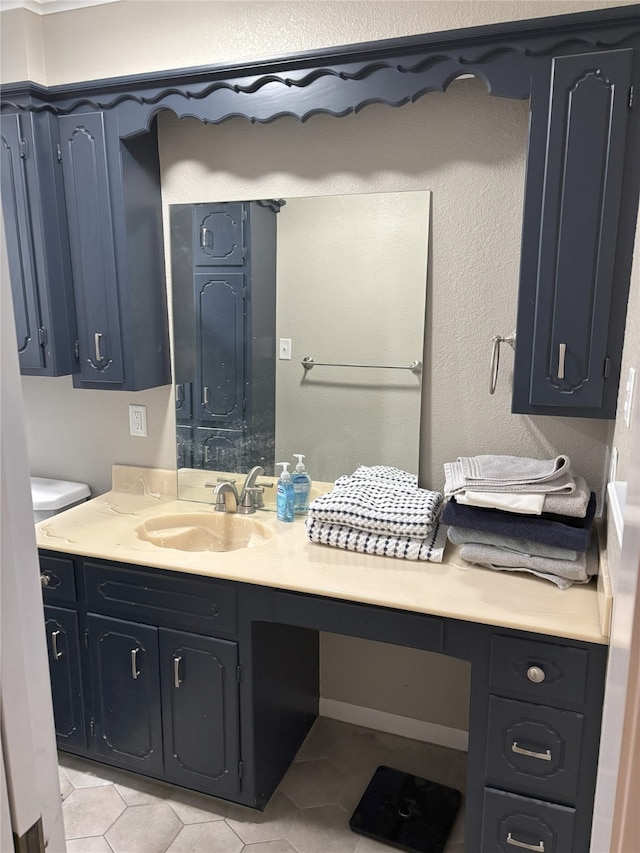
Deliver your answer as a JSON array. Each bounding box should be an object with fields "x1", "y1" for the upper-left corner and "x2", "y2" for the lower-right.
[
  {"x1": 279, "y1": 338, "x2": 292, "y2": 360},
  {"x1": 129, "y1": 404, "x2": 147, "y2": 437}
]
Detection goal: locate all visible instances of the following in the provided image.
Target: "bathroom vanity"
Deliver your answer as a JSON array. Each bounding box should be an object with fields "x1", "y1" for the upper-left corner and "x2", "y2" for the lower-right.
[{"x1": 37, "y1": 467, "x2": 610, "y2": 853}]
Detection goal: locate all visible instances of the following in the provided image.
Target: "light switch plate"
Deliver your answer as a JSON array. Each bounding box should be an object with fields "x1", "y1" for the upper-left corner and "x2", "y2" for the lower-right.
[{"x1": 279, "y1": 338, "x2": 292, "y2": 360}]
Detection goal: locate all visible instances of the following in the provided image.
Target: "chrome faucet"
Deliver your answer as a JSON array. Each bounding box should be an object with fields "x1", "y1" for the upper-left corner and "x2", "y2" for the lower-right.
[
  {"x1": 208, "y1": 481, "x2": 240, "y2": 513},
  {"x1": 205, "y1": 466, "x2": 269, "y2": 514}
]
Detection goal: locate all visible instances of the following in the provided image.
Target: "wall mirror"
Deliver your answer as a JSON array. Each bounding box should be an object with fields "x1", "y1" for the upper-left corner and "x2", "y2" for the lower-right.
[{"x1": 172, "y1": 190, "x2": 430, "y2": 506}]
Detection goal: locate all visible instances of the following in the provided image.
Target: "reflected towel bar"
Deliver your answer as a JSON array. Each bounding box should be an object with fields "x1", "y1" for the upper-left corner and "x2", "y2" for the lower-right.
[{"x1": 301, "y1": 357, "x2": 422, "y2": 375}]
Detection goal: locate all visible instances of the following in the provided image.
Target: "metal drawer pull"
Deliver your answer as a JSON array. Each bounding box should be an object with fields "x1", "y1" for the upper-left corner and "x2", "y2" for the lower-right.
[
  {"x1": 174, "y1": 656, "x2": 182, "y2": 689},
  {"x1": 131, "y1": 648, "x2": 140, "y2": 680},
  {"x1": 201, "y1": 226, "x2": 208, "y2": 249},
  {"x1": 512, "y1": 742, "x2": 552, "y2": 761},
  {"x1": 526, "y1": 666, "x2": 546, "y2": 683},
  {"x1": 51, "y1": 631, "x2": 63, "y2": 660},
  {"x1": 506, "y1": 832, "x2": 544, "y2": 852},
  {"x1": 558, "y1": 342, "x2": 566, "y2": 380},
  {"x1": 94, "y1": 332, "x2": 104, "y2": 363},
  {"x1": 203, "y1": 387, "x2": 209, "y2": 405},
  {"x1": 41, "y1": 573, "x2": 50, "y2": 587}
]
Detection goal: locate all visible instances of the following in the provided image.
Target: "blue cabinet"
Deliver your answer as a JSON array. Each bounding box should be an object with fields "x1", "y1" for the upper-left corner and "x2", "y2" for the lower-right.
[
  {"x1": 0, "y1": 111, "x2": 75, "y2": 376},
  {"x1": 513, "y1": 48, "x2": 634, "y2": 418},
  {"x1": 44, "y1": 605, "x2": 86, "y2": 749},
  {"x1": 58, "y1": 112, "x2": 170, "y2": 390}
]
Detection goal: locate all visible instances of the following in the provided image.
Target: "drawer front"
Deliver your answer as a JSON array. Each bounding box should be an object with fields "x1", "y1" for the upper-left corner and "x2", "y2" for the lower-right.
[
  {"x1": 84, "y1": 561, "x2": 237, "y2": 635},
  {"x1": 485, "y1": 696, "x2": 584, "y2": 803},
  {"x1": 490, "y1": 635, "x2": 588, "y2": 707},
  {"x1": 40, "y1": 555, "x2": 76, "y2": 602},
  {"x1": 481, "y1": 787, "x2": 575, "y2": 853}
]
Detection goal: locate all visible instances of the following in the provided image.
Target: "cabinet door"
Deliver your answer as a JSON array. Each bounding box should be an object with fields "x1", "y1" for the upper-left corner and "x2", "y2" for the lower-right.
[
  {"x1": 195, "y1": 272, "x2": 245, "y2": 423},
  {"x1": 44, "y1": 606, "x2": 86, "y2": 749},
  {"x1": 87, "y1": 614, "x2": 163, "y2": 773},
  {"x1": 58, "y1": 113, "x2": 124, "y2": 385},
  {"x1": 514, "y1": 48, "x2": 633, "y2": 416},
  {"x1": 0, "y1": 113, "x2": 45, "y2": 371},
  {"x1": 194, "y1": 202, "x2": 245, "y2": 266},
  {"x1": 160, "y1": 629, "x2": 240, "y2": 798},
  {"x1": 193, "y1": 426, "x2": 245, "y2": 472}
]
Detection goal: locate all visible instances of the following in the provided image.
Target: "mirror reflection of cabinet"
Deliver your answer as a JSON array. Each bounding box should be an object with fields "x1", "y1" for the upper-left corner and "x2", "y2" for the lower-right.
[{"x1": 171, "y1": 201, "x2": 280, "y2": 473}]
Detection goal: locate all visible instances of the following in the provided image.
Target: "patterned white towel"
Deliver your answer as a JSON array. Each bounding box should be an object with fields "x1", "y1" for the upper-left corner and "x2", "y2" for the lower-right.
[
  {"x1": 335, "y1": 465, "x2": 419, "y2": 489},
  {"x1": 308, "y1": 481, "x2": 443, "y2": 538},
  {"x1": 305, "y1": 518, "x2": 447, "y2": 562}
]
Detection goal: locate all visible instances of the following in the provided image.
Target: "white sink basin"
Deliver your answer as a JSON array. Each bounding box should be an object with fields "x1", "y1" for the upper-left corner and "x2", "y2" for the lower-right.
[{"x1": 135, "y1": 512, "x2": 274, "y2": 552}]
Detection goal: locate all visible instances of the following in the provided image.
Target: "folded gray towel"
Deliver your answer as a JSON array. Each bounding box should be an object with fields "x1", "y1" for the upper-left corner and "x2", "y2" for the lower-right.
[
  {"x1": 305, "y1": 518, "x2": 447, "y2": 562},
  {"x1": 459, "y1": 541, "x2": 598, "y2": 589},
  {"x1": 447, "y1": 526, "x2": 580, "y2": 560},
  {"x1": 445, "y1": 454, "x2": 575, "y2": 496}
]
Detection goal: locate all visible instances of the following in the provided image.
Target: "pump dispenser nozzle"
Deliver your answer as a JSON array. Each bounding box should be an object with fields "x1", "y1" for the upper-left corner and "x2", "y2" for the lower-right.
[{"x1": 294, "y1": 454, "x2": 306, "y2": 472}]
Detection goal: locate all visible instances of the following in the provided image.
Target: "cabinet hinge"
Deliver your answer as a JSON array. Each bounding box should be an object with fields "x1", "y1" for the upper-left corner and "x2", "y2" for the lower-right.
[
  {"x1": 236, "y1": 664, "x2": 242, "y2": 683},
  {"x1": 89, "y1": 717, "x2": 95, "y2": 737},
  {"x1": 629, "y1": 84, "x2": 635, "y2": 110},
  {"x1": 241, "y1": 208, "x2": 247, "y2": 222},
  {"x1": 19, "y1": 137, "x2": 28, "y2": 160},
  {"x1": 38, "y1": 327, "x2": 47, "y2": 347},
  {"x1": 84, "y1": 628, "x2": 89, "y2": 648},
  {"x1": 74, "y1": 340, "x2": 80, "y2": 360},
  {"x1": 604, "y1": 357, "x2": 611, "y2": 378},
  {"x1": 56, "y1": 143, "x2": 62, "y2": 163},
  {"x1": 242, "y1": 246, "x2": 247, "y2": 259},
  {"x1": 238, "y1": 760, "x2": 245, "y2": 779}
]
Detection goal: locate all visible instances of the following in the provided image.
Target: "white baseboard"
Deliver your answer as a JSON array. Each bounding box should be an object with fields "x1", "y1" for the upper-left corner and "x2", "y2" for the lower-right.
[{"x1": 319, "y1": 698, "x2": 469, "y2": 752}]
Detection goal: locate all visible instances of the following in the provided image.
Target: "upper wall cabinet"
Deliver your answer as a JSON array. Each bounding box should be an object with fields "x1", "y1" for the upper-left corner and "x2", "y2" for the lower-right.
[
  {"x1": 0, "y1": 111, "x2": 75, "y2": 376},
  {"x1": 1, "y1": 5, "x2": 638, "y2": 410},
  {"x1": 57, "y1": 112, "x2": 171, "y2": 390},
  {"x1": 513, "y1": 48, "x2": 635, "y2": 418}
]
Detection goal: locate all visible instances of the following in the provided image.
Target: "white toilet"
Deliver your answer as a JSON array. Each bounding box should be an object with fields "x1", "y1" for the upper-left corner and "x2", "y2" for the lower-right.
[{"x1": 30, "y1": 477, "x2": 90, "y2": 523}]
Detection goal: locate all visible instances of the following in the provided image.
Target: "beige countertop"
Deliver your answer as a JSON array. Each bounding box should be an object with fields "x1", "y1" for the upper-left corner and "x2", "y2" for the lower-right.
[{"x1": 36, "y1": 465, "x2": 610, "y2": 645}]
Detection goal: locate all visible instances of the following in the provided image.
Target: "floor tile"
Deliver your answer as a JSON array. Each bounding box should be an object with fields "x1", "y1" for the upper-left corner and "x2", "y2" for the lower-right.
[
  {"x1": 166, "y1": 788, "x2": 229, "y2": 824},
  {"x1": 286, "y1": 804, "x2": 359, "y2": 853},
  {"x1": 279, "y1": 758, "x2": 347, "y2": 809},
  {"x1": 225, "y1": 791, "x2": 297, "y2": 844},
  {"x1": 65, "y1": 836, "x2": 115, "y2": 853},
  {"x1": 59, "y1": 754, "x2": 115, "y2": 789},
  {"x1": 324, "y1": 726, "x2": 396, "y2": 778},
  {"x1": 58, "y1": 765, "x2": 74, "y2": 801},
  {"x1": 62, "y1": 786, "x2": 126, "y2": 838},
  {"x1": 105, "y1": 803, "x2": 182, "y2": 853},
  {"x1": 353, "y1": 833, "x2": 404, "y2": 852},
  {"x1": 243, "y1": 842, "x2": 300, "y2": 852},
  {"x1": 165, "y1": 820, "x2": 243, "y2": 853},
  {"x1": 112, "y1": 772, "x2": 173, "y2": 806}
]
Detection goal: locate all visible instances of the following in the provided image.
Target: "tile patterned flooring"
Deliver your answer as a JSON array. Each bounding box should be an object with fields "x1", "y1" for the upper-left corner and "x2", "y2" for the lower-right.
[{"x1": 59, "y1": 717, "x2": 466, "y2": 853}]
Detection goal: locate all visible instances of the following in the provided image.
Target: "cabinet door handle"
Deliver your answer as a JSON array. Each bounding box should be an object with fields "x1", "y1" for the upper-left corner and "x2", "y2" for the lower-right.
[
  {"x1": 51, "y1": 630, "x2": 63, "y2": 660},
  {"x1": 201, "y1": 226, "x2": 208, "y2": 249},
  {"x1": 131, "y1": 648, "x2": 140, "y2": 680},
  {"x1": 41, "y1": 573, "x2": 50, "y2": 587},
  {"x1": 511, "y1": 741, "x2": 552, "y2": 761},
  {"x1": 94, "y1": 332, "x2": 104, "y2": 363},
  {"x1": 203, "y1": 386, "x2": 209, "y2": 406},
  {"x1": 174, "y1": 655, "x2": 182, "y2": 688},
  {"x1": 506, "y1": 832, "x2": 544, "y2": 852},
  {"x1": 526, "y1": 666, "x2": 546, "y2": 683},
  {"x1": 557, "y1": 342, "x2": 566, "y2": 380}
]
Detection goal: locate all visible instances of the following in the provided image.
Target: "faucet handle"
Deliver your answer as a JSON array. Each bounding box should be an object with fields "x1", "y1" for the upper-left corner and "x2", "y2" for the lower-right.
[{"x1": 238, "y1": 487, "x2": 263, "y2": 514}]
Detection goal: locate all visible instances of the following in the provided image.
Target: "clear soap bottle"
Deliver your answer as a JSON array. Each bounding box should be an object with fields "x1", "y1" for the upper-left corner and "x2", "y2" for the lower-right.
[
  {"x1": 276, "y1": 462, "x2": 295, "y2": 522},
  {"x1": 292, "y1": 454, "x2": 312, "y2": 515}
]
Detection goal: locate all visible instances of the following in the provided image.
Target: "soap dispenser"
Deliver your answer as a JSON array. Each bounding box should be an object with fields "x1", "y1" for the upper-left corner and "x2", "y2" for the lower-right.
[
  {"x1": 276, "y1": 462, "x2": 295, "y2": 522},
  {"x1": 292, "y1": 454, "x2": 312, "y2": 515}
]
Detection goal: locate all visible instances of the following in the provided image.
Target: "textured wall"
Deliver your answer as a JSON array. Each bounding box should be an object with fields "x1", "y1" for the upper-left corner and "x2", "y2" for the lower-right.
[{"x1": 3, "y1": 0, "x2": 636, "y2": 730}]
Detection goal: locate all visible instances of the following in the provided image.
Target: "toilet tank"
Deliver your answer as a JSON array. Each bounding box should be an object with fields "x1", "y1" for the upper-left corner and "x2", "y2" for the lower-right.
[{"x1": 31, "y1": 477, "x2": 90, "y2": 523}]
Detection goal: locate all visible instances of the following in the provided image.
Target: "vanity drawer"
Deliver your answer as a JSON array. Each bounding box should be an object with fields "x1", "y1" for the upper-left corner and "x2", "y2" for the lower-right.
[
  {"x1": 485, "y1": 696, "x2": 584, "y2": 804},
  {"x1": 83, "y1": 561, "x2": 237, "y2": 635},
  {"x1": 481, "y1": 787, "x2": 575, "y2": 853},
  {"x1": 490, "y1": 635, "x2": 588, "y2": 708},
  {"x1": 39, "y1": 555, "x2": 76, "y2": 602}
]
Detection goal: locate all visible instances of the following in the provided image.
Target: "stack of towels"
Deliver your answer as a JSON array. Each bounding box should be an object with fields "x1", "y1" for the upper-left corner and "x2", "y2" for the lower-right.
[
  {"x1": 305, "y1": 465, "x2": 447, "y2": 561},
  {"x1": 440, "y1": 454, "x2": 597, "y2": 589}
]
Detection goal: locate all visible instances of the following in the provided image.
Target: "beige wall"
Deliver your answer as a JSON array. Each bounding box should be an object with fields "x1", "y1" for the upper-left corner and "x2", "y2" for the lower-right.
[{"x1": 3, "y1": 0, "x2": 636, "y2": 731}]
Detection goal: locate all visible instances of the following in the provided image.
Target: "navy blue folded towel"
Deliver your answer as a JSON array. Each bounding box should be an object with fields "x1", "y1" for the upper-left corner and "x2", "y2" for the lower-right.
[{"x1": 440, "y1": 492, "x2": 596, "y2": 552}]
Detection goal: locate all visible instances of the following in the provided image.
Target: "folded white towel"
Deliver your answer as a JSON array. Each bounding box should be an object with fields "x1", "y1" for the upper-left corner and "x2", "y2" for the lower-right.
[
  {"x1": 305, "y1": 518, "x2": 447, "y2": 562},
  {"x1": 335, "y1": 465, "x2": 419, "y2": 490},
  {"x1": 445, "y1": 455, "x2": 575, "y2": 496},
  {"x1": 454, "y1": 475, "x2": 591, "y2": 518},
  {"x1": 308, "y1": 481, "x2": 443, "y2": 538}
]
